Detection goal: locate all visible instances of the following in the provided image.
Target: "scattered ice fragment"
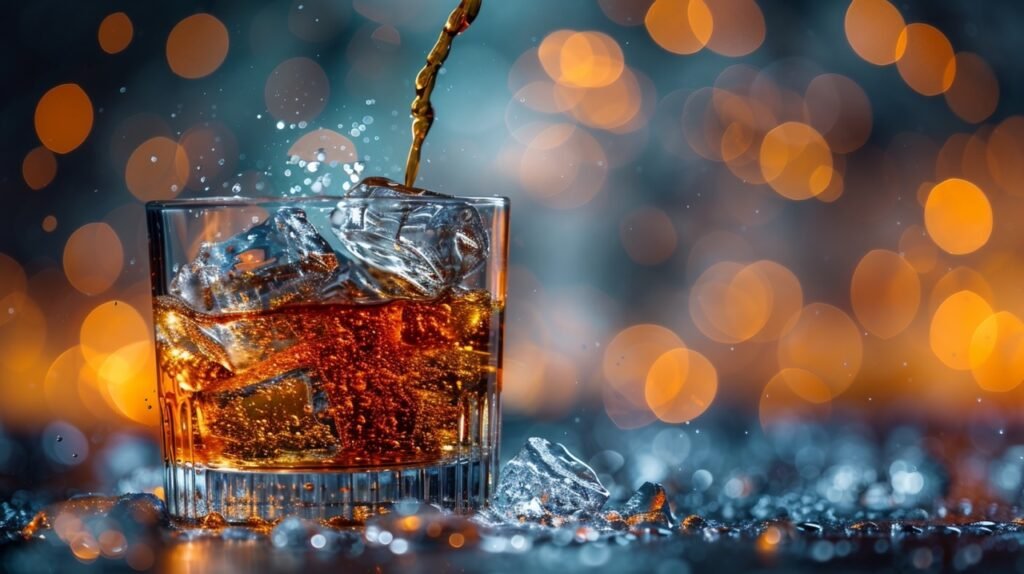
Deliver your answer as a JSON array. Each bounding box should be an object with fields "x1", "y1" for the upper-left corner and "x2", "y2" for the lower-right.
[
  {"x1": 365, "y1": 503, "x2": 479, "y2": 551},
  {"x1": 271, "y1": 517, "x2": 320, "y2": 548},
  {"x1": 604, "y1": 482, "x2": 675, "y2": 530},
  {"x1": 22, "y1": 493, "x2": 166, "y2": 541},
  {"x1": 329, "y1": 177, "x2": 489, "y2": 299},
  {"x1": 169, "y1": 207, "x2": 343, "y2": 314},
  {"x1": 492, "y1": 437, "x2": 610, "y2": 523}
]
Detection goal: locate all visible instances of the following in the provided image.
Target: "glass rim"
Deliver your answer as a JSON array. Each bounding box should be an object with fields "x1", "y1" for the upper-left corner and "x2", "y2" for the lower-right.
[{"x1": 146, "y1": 194, "x2": 510, "y2": 211}]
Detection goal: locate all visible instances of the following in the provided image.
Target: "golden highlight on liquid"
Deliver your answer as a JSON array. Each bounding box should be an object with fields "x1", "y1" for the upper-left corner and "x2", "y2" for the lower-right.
[
  {"x1": 404, "y1": 0, "x2": 483, "y2": 187},
  {"x1": 154, "y1": 290, "x2": 498, "y2": 470}
]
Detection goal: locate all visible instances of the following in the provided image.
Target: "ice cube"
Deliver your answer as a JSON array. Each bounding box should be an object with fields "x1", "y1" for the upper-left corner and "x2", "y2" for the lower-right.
[
  {"x1": 493, "y1": 437, "x2": 610, "y2": 523},
  {"x1": 329, "y1": 177, "x2": 489, "y2": 299},
  {"x1": 197, "y1": 368, "x2": 339, "y2": 462},
  {"x1": 604, "y1": 482, "x2": 675, "y2": 530},
  {"x1": 203, "y1": 313, "x2": 305, "y2": 372},
  {"x1": 170, "y1": 207, "x2": 343, "y2": 314},
  {"x1": 154, "y1": 297, "x2": 234, "y2": 390}
]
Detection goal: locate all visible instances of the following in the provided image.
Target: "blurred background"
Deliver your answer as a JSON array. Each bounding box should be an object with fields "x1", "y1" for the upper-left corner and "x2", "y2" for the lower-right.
[{"x1": 2, "y1": 0, "x2": 1024, "y2": 501}]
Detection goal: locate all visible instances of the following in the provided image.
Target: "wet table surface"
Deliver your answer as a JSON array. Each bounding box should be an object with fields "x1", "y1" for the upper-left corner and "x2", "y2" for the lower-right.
[{"x1": 5, "y1": 416, "x2": 1024, "y2": 573}]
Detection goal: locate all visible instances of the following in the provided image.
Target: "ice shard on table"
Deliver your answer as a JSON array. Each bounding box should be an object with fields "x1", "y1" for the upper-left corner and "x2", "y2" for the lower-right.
[
  {"x1": 492, "y1": 437, "x2": 610, "y2": 523},
  {"x1": 604, "y1": 482, "x2": 676, "y2": 529}
]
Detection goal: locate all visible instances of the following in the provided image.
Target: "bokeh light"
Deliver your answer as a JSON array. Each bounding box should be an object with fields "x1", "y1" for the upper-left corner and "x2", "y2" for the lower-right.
[
  {"x1": 803, "y1": 73, "x2": 872, "y2": 154},
  {"x1": 844, "y1": 0, "x2": 905, "y2": 66},
  {"x1": 644, "y1": 348, "x2": 717, "y2": 423},
  {"x1": 898, "y1": 225, "x2": 938, "y2": 274},
  {"x1": 930, "y1": 290, "x2": 993, "y2": 370},
  {"x1": 930, "y1": 267, "x2": 993, "y2": 312},
  {"x1": 895, "y1": 23, "x2": 956, "y2": 97},
  {"x1": 944, "y1": 53, "x2": 999, "y2": 124},
  {"x1": 644, "y1": 0, "x2": 713, "y2": 56},
  {"x1": 759, "y1": 368, "x2": 832, "y2": 430},
  {"x1": 603, "y1": 324, "x2": 684, "y2": 427},
  {"x1": 747, "y1": 261, "x2": 803, "y2": 342},
  {"x1": 599, "y1": 0, "x2": 653, "y2": 26},
  {"x1": 924, "y1": 178, "x2": 992, "y2": 255},
  {"x1": 79, "y1": 300, "x2": 149, "y2": 371},
  {"x1": 166, "y1": 13, "x2": 230, "y2": 79},
  {"x1": 850, "y1": 249, "x2": 920, "y2": 339},
  {"x1": 98, "y1": 12, "x2": 133, "y2": 55},
  {"x1": 689, "y1": 261, "x2": 772, "y2": 344},
  {"x1": 22, "y1": 146, "x2": 57, "y2": 190},
  {"x1": 98, "y1": 340, "x2": 159, "y2": 425},
  {"x1": 987, "y1": 116, "x2": 1024, "y2": 195},
  {"x1": 0, "y1": 294, "x2": 46, "y2": 374},
  {"x1": 759, "y1": 122, "x2": 833, "y2": 200},
  {"x1": 538, "y1": 30, "x2": 624, "y2": 89},
  {"x1": 265, "y1": 57, "x2": 331, "y2": 122},
  {"x1": 34, "y1": 84, "x2": 93, "y2": 154},
  {"x1": 969, "y1": 311, "x2": 1024, "y2": 392},
  {"x1": 565, "y1": 68, "x2": 645, "y2": 132},
  {"x1": 0, "y1": 254, "x2": 27, "y2": 326},
  {"x1": 619, "y1": 207, "x2": 677, "y2": 266},
  {"x1": 125, "y1": 137, "x2": 190, "y2": 202},
  {"x1": 179, "y1": 122, "x2": 239, "y2": 191},
  {"x1": 63, "y1": 223, "x2": 124, "y2": 296},
  {"x1": 703, "y1": 0, "x2": 765, "y2": 57},
  {"x1": 288, "y1": 128, "x2": 358, "y2": 164},
  {"x1": 42, "y1": 215, "x2": 58, "y2": 233},
  {"x1": 517, "y1": 123, "x2": 608, "y2": 209},
  {"x1": 777, "y1": 303, "x2": 863, "y2": 397}
]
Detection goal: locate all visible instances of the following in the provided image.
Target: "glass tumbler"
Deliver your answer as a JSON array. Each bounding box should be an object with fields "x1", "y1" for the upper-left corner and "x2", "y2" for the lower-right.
[{"x1": 147, "y1": 190, "x2": 508, "y2": 523}]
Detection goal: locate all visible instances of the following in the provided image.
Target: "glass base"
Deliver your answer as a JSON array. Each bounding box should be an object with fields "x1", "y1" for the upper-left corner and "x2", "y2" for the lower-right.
[{"x1": 163, "y1": 453, "x2": 496, "y2": 524}]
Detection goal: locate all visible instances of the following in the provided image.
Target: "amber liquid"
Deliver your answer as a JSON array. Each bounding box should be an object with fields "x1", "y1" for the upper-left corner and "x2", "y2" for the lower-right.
[
  {"x1": 403, "y1": 0, "x2": 482, "y2": 187},
  {"x1": 154, "y1": 290, "x2": 499, "y2": 471}
]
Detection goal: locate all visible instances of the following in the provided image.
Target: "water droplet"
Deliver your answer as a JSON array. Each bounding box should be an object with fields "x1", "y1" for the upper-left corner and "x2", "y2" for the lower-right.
[
  {"x1": 56, "y1": 435, "x2": 63, "y2": 443},
  {"x1": 276, "y1": 121, "x2": 286, "y2": 130},
  {"x1": 150, "y1": 155, "x2": 158, "y2": 163}
]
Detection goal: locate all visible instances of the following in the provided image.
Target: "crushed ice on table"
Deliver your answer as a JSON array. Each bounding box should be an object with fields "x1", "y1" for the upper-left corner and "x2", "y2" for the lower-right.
[
  {"x1": 19, "y1": 492, "x2": 166, "y2": 562},
  {"x1": 170, "y1": 207, "x2": 343, "y2": 314},
  {"x1": 329, "y1": 177, "x2": 489, "y2": 299},
  {"x1": 12, "y1": 423, "x2": 1024, "y2": 570},
  {"x1": 489, "y1": 437, "x2": 610, "y2": 526}
]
